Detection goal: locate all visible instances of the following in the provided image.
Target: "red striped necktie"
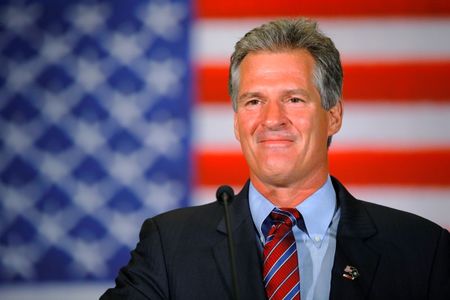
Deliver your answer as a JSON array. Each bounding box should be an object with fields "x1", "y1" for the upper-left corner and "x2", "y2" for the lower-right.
[{"x1": 263, "y1": 208, "x2": 302, "y2": 300}]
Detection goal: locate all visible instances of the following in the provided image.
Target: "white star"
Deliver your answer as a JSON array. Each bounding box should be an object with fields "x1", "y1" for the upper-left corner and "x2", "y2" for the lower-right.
[
  {"x1": 106, "y1": 213, "x2": 142, "y2": 246},
  {"x1": 75, "y1": 59, "x2": 105, "y2": 91},
  {"x1": 68, "y1": 4, "x2": 109, "y2": 33},
  {"x1": 41, "y1": 155, "x2": 70, "y2": 180},
  {"x1": 40, "y1": 35, "x2": 71, "y2": 62},
  {"x1": 42, "y1": 92, "x2": 71, "y2": 121},
  {"x1": 109, "y1": 154, "x2": 142, "y2": 184},
  {"x1": 0, "y1": 245, "x2": 38, "y2": 279},
  {"x1": 145, "y1": 58, "x2": 185, "y2": 96},
  {"x1": 144, "y1": 118, "x2": 185, "y2": 157},
  {"x1": 73, "y1": 123, "x2": 105, "y2": 153},
  {"x1": 4, "y1": 125, "x2": 32, "y2": 152},
  {"x1": 39, "y1": 215, "x2": 67, "y2": 243},
  {"x1": 1, "y1": 3, "x2": 42, "y2": 32},
  {"x1": 110, "y1": 94, "x2": 140, "y2": 125},
  {"x1": 139, "y1": 2, "x2": 187, "y2": 41},
  {"x1": 144, "y1": 180, "x2": 184, "y2": 213},
  {"x1": 109, "y1": 33, "x2": 143, "y2": 64},
  {"x1": 6, "y1": 62, "x2": 35, "y2": 91},
  {"x1": 73, "y1": 184, "x2": 106, "y2": 213},
  {"x1": 70, "y1": 240, "x2": 108, "y2": 276},
  {"x1": 0, "y1": 186, "x2": 34, "y2": 214}
]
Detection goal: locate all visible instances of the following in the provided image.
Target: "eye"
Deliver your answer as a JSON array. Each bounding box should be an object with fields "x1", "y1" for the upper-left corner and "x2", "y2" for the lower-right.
[
  {"x1": 288, "y1": 97, "x2": 304, "y2": 103},
  {"x1": 245, "y1": 99, "x2": 261, "y2": 106}
]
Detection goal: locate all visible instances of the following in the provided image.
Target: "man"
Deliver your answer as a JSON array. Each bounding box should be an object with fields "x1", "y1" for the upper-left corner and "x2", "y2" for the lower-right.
[{"x1": 101, "y1": 18, "x2": 449, "y2": 300}]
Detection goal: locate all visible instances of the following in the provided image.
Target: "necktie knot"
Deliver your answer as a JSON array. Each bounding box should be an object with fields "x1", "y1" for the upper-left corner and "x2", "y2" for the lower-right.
[{"x1": 269, "y1": 207, "x2": 301, "y2": 229}]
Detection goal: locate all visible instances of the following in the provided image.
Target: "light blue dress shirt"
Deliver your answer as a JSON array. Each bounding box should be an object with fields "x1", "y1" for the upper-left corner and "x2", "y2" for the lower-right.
[{"x1": 249, "y1": 176, "x2": 340, "y2": 300}]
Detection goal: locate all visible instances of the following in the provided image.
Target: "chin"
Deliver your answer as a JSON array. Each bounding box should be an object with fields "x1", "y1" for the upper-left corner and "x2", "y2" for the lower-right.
[
  {"x1": 262, "y1": 156, "x2": 296, "y2": 169},
  {"x1": 258, "y1": 172, "x2": 294, "y2": 188},
  {"x1": 259, "y1": 164, "x2": 295, "y2": 181}
]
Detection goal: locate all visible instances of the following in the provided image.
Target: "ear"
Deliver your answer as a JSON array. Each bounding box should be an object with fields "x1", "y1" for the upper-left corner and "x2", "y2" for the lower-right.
[
  {"x1": 327, "y1": 100, "x2": 343, "y2": 136},
  {"x1": 234, "y1": 112, "x2": 241, "y2": 142}
]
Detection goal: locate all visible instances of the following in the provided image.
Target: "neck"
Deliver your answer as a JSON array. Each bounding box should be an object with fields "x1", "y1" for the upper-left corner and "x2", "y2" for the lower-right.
[{"x1": 251, "y1": 170, "x2": 328, "y2": 208}]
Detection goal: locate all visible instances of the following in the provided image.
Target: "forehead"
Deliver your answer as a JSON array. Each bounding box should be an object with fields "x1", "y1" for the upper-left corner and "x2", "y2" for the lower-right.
[
  {"x1": 238, "y1": 50, "x2": 317, "y2": 86},
  {"x1": 239, "y1": 49, "x2": 316, "y2": 76},
  {"x1": 236, "y1": 50, "x2": 322, "y2": 104},
  {"x1": 242, "y1": 48, "x2": 315, "y2": 65}
]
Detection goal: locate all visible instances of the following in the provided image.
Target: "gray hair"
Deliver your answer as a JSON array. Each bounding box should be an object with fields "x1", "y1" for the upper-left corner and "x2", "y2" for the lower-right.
[{"x1": 229, "y1": 18, "x2": 343, "y2": 112}]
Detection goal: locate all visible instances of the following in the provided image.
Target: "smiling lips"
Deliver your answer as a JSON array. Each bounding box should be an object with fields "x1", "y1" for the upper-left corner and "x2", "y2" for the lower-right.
[{"x1": 256, "y1": 132, "x2": 296, "y2": 146}]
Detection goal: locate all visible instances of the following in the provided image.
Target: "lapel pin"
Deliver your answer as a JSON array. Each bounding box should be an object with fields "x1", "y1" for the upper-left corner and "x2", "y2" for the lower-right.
[{"x1": 342, "y1": 265, "x2": 359, "y2": 280}]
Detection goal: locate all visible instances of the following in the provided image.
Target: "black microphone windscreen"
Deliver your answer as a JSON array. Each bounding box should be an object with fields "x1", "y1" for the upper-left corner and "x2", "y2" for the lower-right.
[{"x1": 216, "y1": 185, "x2": 235, "y2": 204}]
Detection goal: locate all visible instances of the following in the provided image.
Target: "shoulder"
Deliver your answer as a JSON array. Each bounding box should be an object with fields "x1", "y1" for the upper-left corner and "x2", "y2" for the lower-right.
[
  {"x1": 343, "y1": 192, "x2": 448, "y2": 253},
  {"x1": 357, "y1": 199, "x2": 445, "y2": 237},
  {"x1": 332, "y1": 176, "x2": 447, "y2": 242},
  {"x1": 144, "y1": 201, "x2": 223, "y2": 227},
  {"x1": 139, "y1": 201, "x2": 224, "y2": 238},
  {"x1": 332, "y1": 176, "x2": 450, "y2": 299},
  {"x1": 140, "y1": 182, "x2": 251, "y2": 239}
]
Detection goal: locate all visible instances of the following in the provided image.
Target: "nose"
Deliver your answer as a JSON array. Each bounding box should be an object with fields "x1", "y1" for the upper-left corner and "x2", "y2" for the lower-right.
[{"x1": 261, "y1": 100, "x2": 288, "y2": 130}]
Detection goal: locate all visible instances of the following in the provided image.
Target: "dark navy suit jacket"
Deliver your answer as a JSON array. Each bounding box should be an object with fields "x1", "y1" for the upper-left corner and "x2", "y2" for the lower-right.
[{"x1": 101, "y1": 177, "x2": 450, "y2": 299}]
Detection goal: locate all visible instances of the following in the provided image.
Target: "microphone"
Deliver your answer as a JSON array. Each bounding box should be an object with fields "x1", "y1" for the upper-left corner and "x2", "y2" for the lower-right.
[
  {"x1": 216, "y1": 185, "x2": 239, "y2": 300},
  {"x1": 216, "y1": 185, "x2": 235, "y2": 205}
]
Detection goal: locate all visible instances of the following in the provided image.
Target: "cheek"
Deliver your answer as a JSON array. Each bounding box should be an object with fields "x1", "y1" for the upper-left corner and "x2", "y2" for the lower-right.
[
  {"x1": 291, "y1": 111, "x2": 313, "y2": 132},
  {"x1": 312, "y1": 113, "x2": 332, "y2": 141},
  {"x1": 235, "y1": 112, "x2": 258, "y2": 139},
  {"x1": 291, "y1": 110, "x2": 328, "y2": 139}
]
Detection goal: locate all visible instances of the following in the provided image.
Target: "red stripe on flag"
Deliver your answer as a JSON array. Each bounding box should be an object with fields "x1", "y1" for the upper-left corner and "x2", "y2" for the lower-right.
[
  {"x1": 195, "y1": 149, "x2": 450, "y2": 186},
  {"x1": 344, "y1": 61, "x2": 450, "y2": 101},
  {"x1": 196, "y1": 151, "x2": 248, "y2": 186},
  {"x1": 197, "y1": 61, "x2": 450, "y2": 104},
  {"x1": 196, "y1": 0, "x2": 450, "y2": 18},
  {"x1": 329, "y1": 149, "x2": 450, "y2": 186}
]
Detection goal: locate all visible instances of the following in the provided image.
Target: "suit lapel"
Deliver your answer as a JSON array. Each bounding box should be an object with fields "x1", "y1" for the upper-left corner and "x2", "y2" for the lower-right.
[
  {"x1": 211, "y1": 178, "x2": 380, "y2": 299},
  {"x1": 213, "y1": 182, "x2": 266, "y2": 299},
  {"x1": 330, "y1": 177, "x2": 380, "y2": 300}
]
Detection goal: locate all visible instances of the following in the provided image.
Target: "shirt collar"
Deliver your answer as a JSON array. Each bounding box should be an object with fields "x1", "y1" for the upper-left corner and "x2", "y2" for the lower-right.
[{"x1": 249, "y1": 176, "x2": 336, "y2": 242}]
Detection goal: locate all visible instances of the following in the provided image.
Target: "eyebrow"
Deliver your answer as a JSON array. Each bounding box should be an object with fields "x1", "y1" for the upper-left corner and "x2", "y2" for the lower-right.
[
  {"x1": 281, "y1": 88, "x2": 311, "y2": 99},
  {"x1": 238, "y1": 88, "x2": 311, "y2": 101},
  {"x1": 238, "y1": 92, "x2": 263, "y2": 101}
]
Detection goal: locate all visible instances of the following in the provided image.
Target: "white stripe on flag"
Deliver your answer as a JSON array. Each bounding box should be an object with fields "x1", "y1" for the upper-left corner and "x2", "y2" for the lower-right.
[
  {"x1": 192, "y1": 18, "x2": 450, "y2": 63},
  {"x1": 193, "y1": 103, "x2": 450, "y2": 150}
]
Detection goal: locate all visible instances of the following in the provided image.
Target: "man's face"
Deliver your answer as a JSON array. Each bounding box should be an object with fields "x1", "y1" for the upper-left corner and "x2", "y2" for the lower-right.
[{"x1": 234, "y1": 50, "x2": 342, "y2": 188}]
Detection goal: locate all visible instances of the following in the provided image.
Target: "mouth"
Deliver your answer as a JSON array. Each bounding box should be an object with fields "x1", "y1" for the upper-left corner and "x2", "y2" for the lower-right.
[
  {"x1": 259, "y1": 139, "x2": 293, "y2": 147},
  {"x1": 259, "y1": 138, "x2": 293, "y2": 142},
  {"x1": 257, "y1": 135, "x2": 295, "y2": 147}
]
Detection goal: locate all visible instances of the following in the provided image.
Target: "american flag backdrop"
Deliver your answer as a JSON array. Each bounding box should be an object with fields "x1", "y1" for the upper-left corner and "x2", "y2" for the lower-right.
[
  {"x1": 0, "y1": 0, "x2": 192, "y2": 298},
  {"x1": 0, "y1": 0, "x2": 449, "y2": 299}
]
